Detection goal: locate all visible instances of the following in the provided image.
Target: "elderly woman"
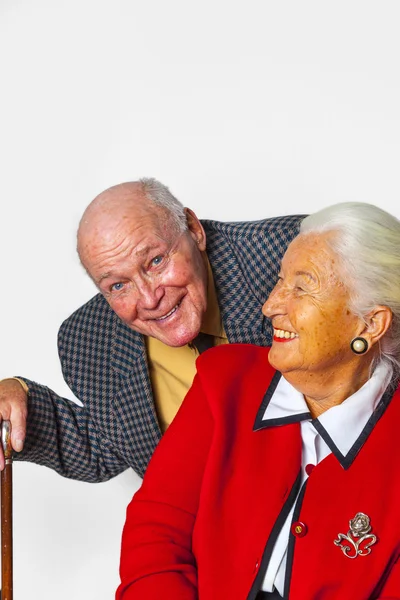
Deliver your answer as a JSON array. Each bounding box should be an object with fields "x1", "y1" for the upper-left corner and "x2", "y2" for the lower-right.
[{"x1": 116, "y1": 202, "x2": 400, "y2": 600}]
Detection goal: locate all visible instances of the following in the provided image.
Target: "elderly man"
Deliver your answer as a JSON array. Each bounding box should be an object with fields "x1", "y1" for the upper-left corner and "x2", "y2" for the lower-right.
[{"x1": 0, "y1": 179, "x2": 303, "y2": 479}]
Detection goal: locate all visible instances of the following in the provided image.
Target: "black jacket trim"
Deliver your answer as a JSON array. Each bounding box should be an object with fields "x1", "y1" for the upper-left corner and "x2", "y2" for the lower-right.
[
  {"x1": 312, "y1": 383, "x2": 396, "y2": 470},
  {"x1": 283, "y1": 481, "x2": 308, "y2": 599},
  {"x1": 253, "y1": 372, "x2": 311, "y2": 431},
  {"x1": 256, "y1": 413, "x2": 312, "y2": 430},
  {"x1": 247, "y1": 471, "x2": 302, "y2": 600},
  {"x1": 253, "y1": 372, "x2": 281, "y2": 430}
]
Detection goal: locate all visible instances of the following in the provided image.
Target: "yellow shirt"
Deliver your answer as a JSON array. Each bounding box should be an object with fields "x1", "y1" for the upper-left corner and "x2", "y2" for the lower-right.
[{"x1": 145, "y1": 258, "x2": 228, "y2": 432}]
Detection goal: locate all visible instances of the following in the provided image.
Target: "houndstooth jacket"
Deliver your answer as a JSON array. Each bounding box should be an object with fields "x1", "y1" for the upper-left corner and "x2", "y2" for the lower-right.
[{"x1": 16, "y1": 215, "x2": 303, "y2": 480}]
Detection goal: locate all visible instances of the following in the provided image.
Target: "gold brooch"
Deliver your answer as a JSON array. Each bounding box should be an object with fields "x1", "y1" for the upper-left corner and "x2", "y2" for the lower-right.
[{"x1": 334, "y1": 512, "x2": 377, "y2": 559}]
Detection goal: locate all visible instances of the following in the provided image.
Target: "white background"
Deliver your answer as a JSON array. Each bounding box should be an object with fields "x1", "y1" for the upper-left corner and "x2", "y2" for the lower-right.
[{"x1": 1, "y1": 1, "x2": 400, "y2": 598}]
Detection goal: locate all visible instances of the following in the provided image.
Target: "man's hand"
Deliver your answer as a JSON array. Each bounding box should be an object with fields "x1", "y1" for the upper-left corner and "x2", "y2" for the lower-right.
[{"x1": 0, "y1": 378, "x2": 28, "y2": 469}]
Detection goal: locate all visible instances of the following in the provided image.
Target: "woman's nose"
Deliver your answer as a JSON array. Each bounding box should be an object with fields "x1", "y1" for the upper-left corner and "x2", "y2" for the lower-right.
[
  {"x1": 262, "y1": 286, "x2": 284, "y2": 318},
  {"x1": 262, "y1": 296, "x2": 273, "y2": 318}
]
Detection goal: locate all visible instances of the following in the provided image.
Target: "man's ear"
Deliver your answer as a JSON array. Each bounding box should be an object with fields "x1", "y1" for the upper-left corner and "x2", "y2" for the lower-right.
[
  {"x1": 185, "y1": 208, "x2": 206, "y2": 251},
  {"x1": 361, "y1": 305, "x2": 393, "y2": 348}
]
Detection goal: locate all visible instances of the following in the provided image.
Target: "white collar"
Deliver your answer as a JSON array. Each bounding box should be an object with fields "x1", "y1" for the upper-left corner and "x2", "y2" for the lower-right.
[
  {"x1": 257, "y1": 363, "x2": 392, "y2": 467},
  {"x1": 316, "y1": 362, "x2": 391, "y2": 455}
]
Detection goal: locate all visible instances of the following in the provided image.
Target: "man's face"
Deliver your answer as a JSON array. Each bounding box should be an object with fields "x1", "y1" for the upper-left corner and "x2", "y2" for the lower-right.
[{"x1": 81, "y1": 205, "x2": 208, "y2": 347}]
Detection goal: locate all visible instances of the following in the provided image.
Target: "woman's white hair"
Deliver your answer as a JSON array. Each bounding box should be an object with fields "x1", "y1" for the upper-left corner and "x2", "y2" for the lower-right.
[
  {"x1": 140, "y1": 177, "x2": 188, "y2": 234},
  {"x1": 300, "y1": 202, "x2": 400, "y2": 379}
]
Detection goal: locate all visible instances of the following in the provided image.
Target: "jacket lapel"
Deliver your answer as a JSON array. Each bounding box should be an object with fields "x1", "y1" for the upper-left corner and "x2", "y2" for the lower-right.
[{"x1": 111, "y1": 316, "x2": 161, "y2": 476}]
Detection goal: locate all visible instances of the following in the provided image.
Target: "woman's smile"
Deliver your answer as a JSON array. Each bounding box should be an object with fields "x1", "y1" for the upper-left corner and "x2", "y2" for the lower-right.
[{"x1": 273, "y1": 328, "x2": 299, "y2": 341}]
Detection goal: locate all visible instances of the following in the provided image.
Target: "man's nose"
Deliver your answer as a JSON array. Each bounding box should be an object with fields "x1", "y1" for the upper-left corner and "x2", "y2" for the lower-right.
[{"x1": 135, "y1": 279, "x2": 164, "y2": 310}]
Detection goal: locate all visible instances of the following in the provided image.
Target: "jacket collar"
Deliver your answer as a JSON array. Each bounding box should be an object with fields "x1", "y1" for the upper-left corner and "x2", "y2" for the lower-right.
[
  {"x1": 203, "y1": 221, "x2": 271, "y2": 345},
  {"x1": 253, "y1": 372, "x2": 312, "y2": 429},
  {"x1": 254, "y1": 364, "x2": 395, "y2": 469}
]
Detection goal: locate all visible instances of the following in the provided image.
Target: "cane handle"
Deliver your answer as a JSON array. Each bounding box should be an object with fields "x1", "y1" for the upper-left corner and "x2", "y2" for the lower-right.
[{"x1": 1, "y1": 422, "x2": 12, "y2": 461}]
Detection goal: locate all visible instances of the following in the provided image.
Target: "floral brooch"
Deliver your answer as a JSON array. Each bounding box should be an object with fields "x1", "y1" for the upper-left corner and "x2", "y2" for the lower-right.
[{"x1": 334, "y1": 512, "x2": 377, "y2": 559}]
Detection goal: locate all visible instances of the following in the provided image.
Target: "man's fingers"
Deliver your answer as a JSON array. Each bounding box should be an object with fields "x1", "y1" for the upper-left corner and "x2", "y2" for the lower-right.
[
  {"x1": 0, "y1": 378, "x2": 28, "y2": 455},
  {"x1": 10, "y1": 408, "x2": 27, "y2": 452}
]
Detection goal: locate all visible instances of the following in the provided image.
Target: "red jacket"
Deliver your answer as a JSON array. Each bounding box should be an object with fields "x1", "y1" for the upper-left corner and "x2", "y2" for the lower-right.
[{"x1": 117, "y1": 344, "x2": 400, "y2": 599}]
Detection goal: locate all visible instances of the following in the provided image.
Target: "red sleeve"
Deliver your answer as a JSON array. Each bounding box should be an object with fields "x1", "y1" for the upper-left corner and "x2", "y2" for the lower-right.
[
  {"x1": 376, "y1": 555, "x2": 400, "y2": 599},
  {"x1": 116, "y1": 372, "x2": 214, "y2": 600}
]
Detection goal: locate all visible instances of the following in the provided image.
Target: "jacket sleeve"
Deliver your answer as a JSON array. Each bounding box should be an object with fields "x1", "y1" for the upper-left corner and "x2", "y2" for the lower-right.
[
  {"x1": 116, "y1": 372, "x2": 213, "y2": 600},
  {"x1": 376, "y1": 555, "x2": 400, "y2": 599},
  {"x1": 14, "y1": 379, "x2": 128, "y2": 483}
]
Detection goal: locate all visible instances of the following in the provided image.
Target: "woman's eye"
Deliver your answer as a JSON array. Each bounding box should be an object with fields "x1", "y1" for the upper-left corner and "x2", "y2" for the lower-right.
[{"x1": 111, "y1": 282, "x2": 124, "y2": 292}]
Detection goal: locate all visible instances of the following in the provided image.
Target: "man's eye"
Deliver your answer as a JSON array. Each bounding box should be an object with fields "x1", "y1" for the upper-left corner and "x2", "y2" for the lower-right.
[
  {"x1": 151, "y1": 255, "x2": 163, "y2": 267},
  {"x1": 111, "y1": 282, "x2": 124, "y2": 292}
]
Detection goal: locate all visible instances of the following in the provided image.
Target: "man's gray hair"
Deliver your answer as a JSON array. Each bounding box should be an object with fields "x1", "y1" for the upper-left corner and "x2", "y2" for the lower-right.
[
  {"x1": 140, "y1": 177, "x2": 188, "y2": 234},
  {"x1": 300, "y1": 202, "x2": 400, "y2": 379}
]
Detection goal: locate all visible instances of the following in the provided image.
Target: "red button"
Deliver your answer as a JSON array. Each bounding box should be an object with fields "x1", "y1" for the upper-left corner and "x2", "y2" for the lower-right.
[
  {"x1": 305, "y1": 464, "x2": 315, "y2": 476},
  {"x1": 291, "y1": 521, "x2": 308, "y2": 537}
]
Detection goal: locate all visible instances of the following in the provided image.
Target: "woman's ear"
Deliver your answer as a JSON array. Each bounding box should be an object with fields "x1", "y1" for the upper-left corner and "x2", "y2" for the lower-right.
[
  {"x1": 184, "y1": 208, "x2": 206, "y2": 251},
  {"x1": 361, "y1": 305, "x2": 393, "y2": 348}
]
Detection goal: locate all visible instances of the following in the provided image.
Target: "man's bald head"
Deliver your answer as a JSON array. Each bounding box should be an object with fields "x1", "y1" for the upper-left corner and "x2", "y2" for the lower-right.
[
  {"x1": 75, "y1": 177, "x2": 208, "y2": 347},
  {"x1": 77, "y1": 178, "x2": 187, "y2": 267}
]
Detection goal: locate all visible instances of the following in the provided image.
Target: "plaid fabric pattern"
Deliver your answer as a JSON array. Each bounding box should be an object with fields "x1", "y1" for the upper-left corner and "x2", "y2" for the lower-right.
[{"x1": 15, "y1": 214, "x2": 304, "y2": 479}]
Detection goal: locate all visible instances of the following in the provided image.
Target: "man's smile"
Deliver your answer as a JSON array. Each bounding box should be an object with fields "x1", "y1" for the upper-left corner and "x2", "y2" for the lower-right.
[{"x1": 153, "y1": 301, "x2": 182, "y2": 322}]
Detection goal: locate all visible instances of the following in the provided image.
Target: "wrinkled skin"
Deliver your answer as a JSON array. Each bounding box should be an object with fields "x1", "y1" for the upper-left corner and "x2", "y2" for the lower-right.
[
  {"x1": 262, "y1": 233, "x2": 392, "y2": 417},
  {"x1": 78, "y1": 189, "x2": 208, "y2": 347}
]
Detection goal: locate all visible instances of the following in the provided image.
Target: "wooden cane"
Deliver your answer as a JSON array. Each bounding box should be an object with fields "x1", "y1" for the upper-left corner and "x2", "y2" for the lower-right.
[{"x1": 1, "y1": 421, "x2": 13, "y2": 600}]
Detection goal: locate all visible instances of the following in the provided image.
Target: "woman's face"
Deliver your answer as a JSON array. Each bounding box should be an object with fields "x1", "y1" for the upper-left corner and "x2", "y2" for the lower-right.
[{"x1": 263, "y1": 233, "x2": 363, "y2": 382}]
